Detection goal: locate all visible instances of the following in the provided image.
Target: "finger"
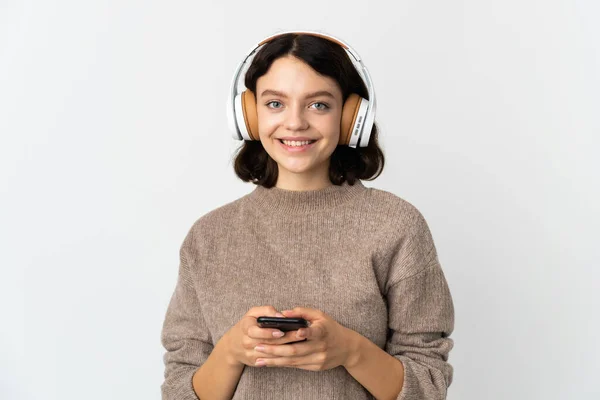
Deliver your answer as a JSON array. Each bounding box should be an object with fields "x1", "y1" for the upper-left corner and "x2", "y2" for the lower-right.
[
  {"x1": 254, "y1": 337, "x2": 307, "y2": 352},
  {"x1": 281, "y1": 307, "x2": 320, "y2": 325},
  {"x1": 296, "y1": 323, "x2": 326, "y2": 340},
  {"x1": 264, "y1": 335, "x2": 308, "y2": 347},
  {"x1": 243, "y1": 306, "x2": 285, "y2": 336},
  {"x1": 247, "y1": 325, "x2": 287, "y2": 340},
  {"x1": 256, "y1": 350, "x2": 323, "y2": 368},
  {"x1": 295, "y1": 327, "x2": 311, "y2": 339},
  {"x1": 254, "y1": 340, "x2": 315, "y2": 358},
  {"x1": 272, "y1": 332, "x2": 308, "y2": 344}
]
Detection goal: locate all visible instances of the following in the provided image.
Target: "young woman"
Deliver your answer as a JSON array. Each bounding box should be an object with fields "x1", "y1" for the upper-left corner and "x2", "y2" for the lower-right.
[{"x1": 161, "y1": 31, "x2": 455, "y2": 400}]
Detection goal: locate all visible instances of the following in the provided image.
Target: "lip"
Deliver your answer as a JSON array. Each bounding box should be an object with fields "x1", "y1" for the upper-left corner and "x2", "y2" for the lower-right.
[
  {"x1": 277, "y1": 138, "x2": 318, "y2": 153},
  {"x1": 276, "y1": 137, "x2": 318, "y2": 141}
]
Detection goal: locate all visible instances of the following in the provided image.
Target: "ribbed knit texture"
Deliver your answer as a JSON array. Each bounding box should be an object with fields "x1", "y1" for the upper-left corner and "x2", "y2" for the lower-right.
[{"x1": 161, "y1": 180, "x2": 455, "y2": 399}]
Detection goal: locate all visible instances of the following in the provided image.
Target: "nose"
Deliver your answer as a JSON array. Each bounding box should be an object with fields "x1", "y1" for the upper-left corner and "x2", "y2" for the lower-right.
[{"x1": 283, "y1": 106, "x2": 309, "y2": 131}]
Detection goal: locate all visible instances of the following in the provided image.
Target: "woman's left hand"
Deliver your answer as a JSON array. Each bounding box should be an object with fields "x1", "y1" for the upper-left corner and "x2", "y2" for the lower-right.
[{"x1": 253, "y1": 307, "x2": 358, "y2": 371}]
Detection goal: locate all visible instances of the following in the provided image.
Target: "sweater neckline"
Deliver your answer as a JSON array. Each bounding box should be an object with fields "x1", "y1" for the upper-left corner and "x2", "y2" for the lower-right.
[{"x1": 246, "y1": 180, "x2": 367, "y2": 214}]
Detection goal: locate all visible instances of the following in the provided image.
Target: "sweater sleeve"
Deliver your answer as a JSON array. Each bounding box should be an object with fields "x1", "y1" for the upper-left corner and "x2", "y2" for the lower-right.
[
  {"x1": 385, "y1": 210, "x2": 455, "y2": 400},
  {"x1": 160, "y1": 234, "x2": 213, "y2": 400}
]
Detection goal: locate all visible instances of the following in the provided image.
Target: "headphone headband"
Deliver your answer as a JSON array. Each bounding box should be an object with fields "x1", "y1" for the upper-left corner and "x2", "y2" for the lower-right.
[{"x1": 226, "y1": 30, "x2": 377, "y2": 148}]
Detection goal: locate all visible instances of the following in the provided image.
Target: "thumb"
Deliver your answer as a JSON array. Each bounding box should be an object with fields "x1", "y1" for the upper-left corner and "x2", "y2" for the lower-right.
[{"x1": 280, "y1": 307, "x2": 318, "y2": 324}]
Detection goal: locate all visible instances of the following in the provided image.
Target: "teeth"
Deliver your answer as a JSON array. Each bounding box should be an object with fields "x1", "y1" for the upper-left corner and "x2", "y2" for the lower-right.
[{"x1": 281, "y1": 140, "x2": 314, "y2": 146}]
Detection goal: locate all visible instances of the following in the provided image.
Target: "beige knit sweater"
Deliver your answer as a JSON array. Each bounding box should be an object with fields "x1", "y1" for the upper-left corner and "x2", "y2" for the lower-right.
[{"x1": 161, "y1": 179, "x2": 455, "y2": 399}]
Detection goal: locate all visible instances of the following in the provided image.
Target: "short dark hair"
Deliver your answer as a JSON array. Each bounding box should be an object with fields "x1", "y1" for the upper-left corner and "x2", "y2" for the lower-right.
[{"x1": 232, "y1": 33, "x2": 385, "y2": 188}]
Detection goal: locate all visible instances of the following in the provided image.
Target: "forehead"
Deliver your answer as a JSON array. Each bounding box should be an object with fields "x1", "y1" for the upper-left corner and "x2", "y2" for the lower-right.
[{"x1": 256, "y1": 56, "x2": 341, "y2": 98}]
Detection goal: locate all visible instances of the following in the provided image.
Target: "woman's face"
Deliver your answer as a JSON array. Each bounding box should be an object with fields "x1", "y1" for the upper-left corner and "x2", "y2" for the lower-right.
[{"x1": 255, "y1": 55, "x2": 343, "y2": 188}]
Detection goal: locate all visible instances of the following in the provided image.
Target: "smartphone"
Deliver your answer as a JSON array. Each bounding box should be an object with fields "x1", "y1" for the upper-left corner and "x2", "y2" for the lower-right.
[{"x1": 257, "y1": 316, "x2": 309, "y2": 332}]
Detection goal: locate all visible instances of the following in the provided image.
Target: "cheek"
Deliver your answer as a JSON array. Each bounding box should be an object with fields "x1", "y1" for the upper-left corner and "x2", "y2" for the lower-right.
[
  {"x1": 257, "y1": 112, "x2": 280, "y2": 137},
  {"x1": 322, "y1": 118, "x2": 341, "y2": 144}
]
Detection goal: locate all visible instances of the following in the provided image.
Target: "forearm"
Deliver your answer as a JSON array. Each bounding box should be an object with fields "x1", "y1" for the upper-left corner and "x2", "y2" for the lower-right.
[
  {"x1": 192, "y1": 332, "x2": 245, "y2": 400},
  {"x1": 344, "y1": 329, "x2": 404, "y2": 400}
]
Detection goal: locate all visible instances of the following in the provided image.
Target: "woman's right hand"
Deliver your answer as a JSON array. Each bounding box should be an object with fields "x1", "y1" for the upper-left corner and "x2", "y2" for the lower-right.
[{"x1": 224, "y1": 305, "x2": 303, "y2": 367}]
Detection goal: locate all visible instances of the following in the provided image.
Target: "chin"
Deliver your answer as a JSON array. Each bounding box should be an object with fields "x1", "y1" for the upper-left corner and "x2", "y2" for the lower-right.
[{"x1": 278, "y1": 165, "x2": 314, "y2": 174}]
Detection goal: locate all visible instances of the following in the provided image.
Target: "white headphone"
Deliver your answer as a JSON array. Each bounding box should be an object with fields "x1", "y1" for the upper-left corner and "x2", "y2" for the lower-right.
[{"x1": 226, "y1": 30, "x2": 377, "y2": 148}]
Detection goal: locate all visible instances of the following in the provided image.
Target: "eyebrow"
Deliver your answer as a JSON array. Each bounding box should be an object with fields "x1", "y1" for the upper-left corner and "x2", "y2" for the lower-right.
[{"x1": 259, "y1": 89, "x2": 336, "y2": 100}]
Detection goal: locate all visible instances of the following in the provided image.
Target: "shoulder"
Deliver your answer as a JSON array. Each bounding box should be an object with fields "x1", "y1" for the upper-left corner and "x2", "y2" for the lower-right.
[
  {"x1": 364, "y1": 185, "x2": 440, "y2": 283},
  {"x1": 362, "y1": 184, "x2": 431, "y2": 232},
  {"x1": 362, "y1": 184, "x2": 437, "y2": 261}
]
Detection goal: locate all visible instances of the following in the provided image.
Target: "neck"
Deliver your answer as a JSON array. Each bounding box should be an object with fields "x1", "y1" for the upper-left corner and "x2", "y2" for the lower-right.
[
  {"x1": 275, "y1": 163, "x2": 332, "y2": 191},
  {"x1": 275, "y1": 179, "x2": 333, "y2": 192}
]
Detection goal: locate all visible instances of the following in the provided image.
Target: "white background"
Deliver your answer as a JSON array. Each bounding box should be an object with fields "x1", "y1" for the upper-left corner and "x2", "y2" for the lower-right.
[{"x1": 1, "y1": 1, "x2": 599, "y2": 399}]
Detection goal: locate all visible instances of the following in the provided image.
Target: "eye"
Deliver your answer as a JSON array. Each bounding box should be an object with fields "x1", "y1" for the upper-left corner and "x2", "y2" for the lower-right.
[
  {"x1": 265, "y1": 101, "x2": 330, "y2": 111},
  {"x1": 265, "y1": 101, "x2": 282, "y2": 109},
  {"x1": 311, "y1": 102, "x2": 330, "y2": 111}
]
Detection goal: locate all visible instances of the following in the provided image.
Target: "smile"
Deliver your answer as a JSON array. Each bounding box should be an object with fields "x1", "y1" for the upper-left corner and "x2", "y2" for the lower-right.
[{"x1": 278, "y1": 139, "x2": 318, "y2": 152}]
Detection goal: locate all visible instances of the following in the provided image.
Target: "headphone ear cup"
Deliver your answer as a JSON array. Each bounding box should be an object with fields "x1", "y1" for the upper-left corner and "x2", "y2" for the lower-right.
[
  {"x1": 340, "y1": 93, "x2": 363, "y2": 146},
  {"x1": 241, "y1": 90, "x2": 259, "y2": 140}
]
